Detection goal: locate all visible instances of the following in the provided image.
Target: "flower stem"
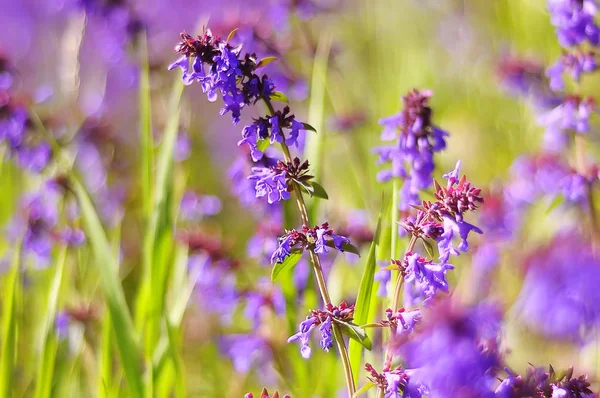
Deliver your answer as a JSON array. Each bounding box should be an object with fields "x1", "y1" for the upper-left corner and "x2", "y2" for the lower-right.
[
  {"x1": 574, "y1": 134, "x2": 600, "y2": 241},
  {"x1": 262, "y1": 96, "x2": 356, "y2": 395}
]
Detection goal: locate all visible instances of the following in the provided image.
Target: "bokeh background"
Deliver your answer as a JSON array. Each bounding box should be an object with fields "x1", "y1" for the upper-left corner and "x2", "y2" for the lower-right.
[{"x1": 1, "y1": 0, "x2": 599, "y2": 396}]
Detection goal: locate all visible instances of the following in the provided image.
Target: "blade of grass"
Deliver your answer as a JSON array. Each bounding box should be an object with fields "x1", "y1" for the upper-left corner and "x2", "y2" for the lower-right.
[
  {"x1": 34, "y1": 246, "x2": 67, "y2": 398},
  {"x1": 71, "y1": 177, "x2": 144, "y2": 397},
  {"x1": 138, "y1": 30, "x2": 154, "y2": 220},
  {"x1": 349, "y1": 212, "x2": 382, "y2": 383},
  {"x1": 305, "y1": 33, "x2": 332, "y2": 223},
  {"x1": 0, "y1": 245, "x2": 21, "y2": 397},
  {"x1": 140, "y1": 78, "x2": 183, "y2": 372}
]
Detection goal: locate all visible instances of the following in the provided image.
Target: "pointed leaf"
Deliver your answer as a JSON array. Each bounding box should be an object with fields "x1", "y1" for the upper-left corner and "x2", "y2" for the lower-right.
[
  {"x1": 271, "y1": 250, "x2": 304, "y2": 281},
  {"x1": 226, "y1": 28, "x2": 239, "y2": 43},
  {"x1": 256, "y1": 56, "x2": 277, "y2": 68},
  {"x1": 296, "y1": 179, "x2": 315, "y2": 197},
  {"x1": 353, "y1": 382, "x2": 376, "y2": 397},
  {"x1": 349, "y1": 212, "x2": 381, "y2": 383},
  {"x1": 302, "y1": 122, "x2": 317, "y2": 133},
  {"x1": 335, "y1": 320, "x2": 372, "y2": 350},
  {"x1": 270, "y1": 91, "x2": 289, "y2": 103},
  {"x1": 325, "y1": 240, "x2": 360, "y2": 256},
  {"x1": 422, "y1": 239, "x2": 435, "y2": 259},
  {"x1": 257, "y1": 138, "x2": 270, "y2": 152},
  {"x1": 309, "y1": 181, "x2": 329, "y2": 199},
  {"x1": 547, "y1": 194, "x2": 565, "y2": 213}
]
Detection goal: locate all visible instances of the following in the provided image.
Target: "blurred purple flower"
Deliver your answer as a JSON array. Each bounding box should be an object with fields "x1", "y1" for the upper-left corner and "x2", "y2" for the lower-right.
[
  {"x1": 374, "y1": 89, "x2": 448, "y2": 210},
  {"x1": 179, "y1": 191, "x2": 222, "y2": 221},
  {"x1": 513, "y1": 233, "x2": 600, "y2": 342},
  {"x1": 548, "y1": 0, "x2": 600, "y2": 48}
]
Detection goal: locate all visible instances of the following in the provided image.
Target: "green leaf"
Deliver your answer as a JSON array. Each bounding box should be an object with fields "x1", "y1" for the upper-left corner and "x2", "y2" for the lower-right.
[
  {"x1": 422, "y1": 239, "x2": 435, "y2": 259},
  {"x1": 335, "y1": 320, "x2": 372, "y2": 350},
  {"x1": 226, "y1": 28, "x2": 239, "y2": 43},
  {"x1": 257, "y1": 138, "x2": 270, "y2": 153},
  {"x1": 297, "y1": 180, "x2": 315, "y2": 197},
  {"x1": 72, "y1": 177, "x2": 144, "y2": 398},
  {"x1": 270, "y1": 91, "x2": 289, "y2": 103},
  {"x1": 35, "y1": 246, "x2": 67, "y2": 398},
  {"x1": 0, "y1": 245, "x2": 20, "y2": 397},
  {"x1": 271, "y1": 250, "x2": 303, "y2": 281},
  {"x1": 353, "y1": 382, "x2": 376, "y2": 397},
  {"x1": 325, "y1": 239, "x2": 360, "y2": 256},
  {"x1": 309, "y1": 181, "x2": 329, "y2": 199},
  {"x1": 256, "y1": 56, "x2": 277, "y2": 68},
  {"x1": 302, "y1": 122, "x2": 317, "y2": 133},
  {"x1": 349, "y1": 212, "x2": 382, "y2": 383},
  {"x1": 547, "y1": 194, "x2": 565, "y2": 213},
  {"x1": 138, "y1": 30, "x2": 154, "y2": 221}
]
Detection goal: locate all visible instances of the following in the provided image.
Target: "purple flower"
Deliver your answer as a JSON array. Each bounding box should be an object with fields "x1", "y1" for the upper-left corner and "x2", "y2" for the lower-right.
[
  {"x1": 220, "y1": 334, "x2": 272, "y2": 375},
  {"x1": 437, "y1": 215, "x2": 483, "y2": 263},
  {"x1": 243, "y1": 279, "x2": 286, "y2": 327},
  {"x1": 287, "y1": 316, "x2": 318, "y2": 359},
  {"x1": 547, "y1": 51, "x2": 597, "y2": 91},
  {"x1": 375, "y1": 261, "x2": 392, "y2": 297},
  {"x1": 271, "y1": 234, "x2": 293, "y2": 264},
  {"x1": 271, "y1": 223, "x2": 355, "y2": 263},
  {"x1": 179, "y1": 191, "x2": 222, "y2": 221},
  {"x1": 398, "y1": 301, "x2": 501, "y2": 398},
  {"x1": 374, "y1": 89, "x2": 448, "y2": 210},
  {"x1": 403, "y1": 253, "x2": 455, "y2": 304},
  {"x1": 248, "y1": 167, "x2": 291, "y2": 204},
  {"x1": 512, "y1": 233, "x2": 600, "y2": 342},
  {"x1": 548, "y1": 0, "x2": 600, "y2": 48},
  {"x1": 318, "y1": 316, "x2": 333, "y2": 351},
  {"x1": 55, "y1": 311, "x2": 70, "y2": 341}
]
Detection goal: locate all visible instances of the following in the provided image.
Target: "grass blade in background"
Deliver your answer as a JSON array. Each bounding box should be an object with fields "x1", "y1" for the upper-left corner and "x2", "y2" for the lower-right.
[
  {"x1": 72, "y1": 177, "x2": 144, "y2": 398},
  {"x1": 349, "y1": 212, "x2": 382, "y2": 384},
  {"x1": 138, "y1": 78, "x2": 184, "y2": 360},
  {"x1": 0, "y1": 246, "x2": 21, "y2": 397},
  {"x1": 139, "y1": 30, "x2": 154, "y2": 220},
  {"x1": 34, "y1": 246, "x2": 67, "y2": 398},
  {"x1": 305, "y1": 33, "x2": 332, "y2": 223}
]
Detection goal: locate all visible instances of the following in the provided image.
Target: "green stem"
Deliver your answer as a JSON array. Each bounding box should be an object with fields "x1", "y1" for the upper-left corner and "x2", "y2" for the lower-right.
[{"x1": 263, "y1": 96, "x2": 356, "y2": 395}]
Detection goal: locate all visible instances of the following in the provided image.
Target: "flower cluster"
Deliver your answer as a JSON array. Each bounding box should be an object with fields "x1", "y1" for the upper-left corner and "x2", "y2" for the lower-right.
[
  {"x1": 374, "y1": 89, "x2": 448, "y2": 210},
  {"x1": 547, "y1": 50, "x2": 597, "y2": 91},
  {"x1": 270, "y1": 222, "x2": 353, "y2": 264},
  {"x1": 396, "y1": 301, "x2": 502, "y2": 398},
  {"x1": 377, "y1": 307, "x2": 422, "y2": 336},
  {"x1": 9, "y1": 180, "x2": 85, "y2": 267},
  {"x1": 249, "y1": 157, "x2": 313, "y2": 204},
  {"x1": 287, "y1": 302, "x2": 354, "y2": 358},
  {"x1": 170, "y1": 30, "x2": 274, "y2": 124},
  {"x1": 0, "y1": 59, "x2": 51, "y2": 173},
  {"x1": 495, "y1": 365, "x2": 594, "y2": 398},
  {"x1": 548, "y1": 0, "x2": 600, "y2": 48},
  {"x1": 238, "y1": 106, "x2": 306, "y2": 162},
  {"x1": 403, "y1": 161, "x2": 484, "y2": 262},
  {"x1": 364, "y1": 363, "x2": 423, "y2": 398},
  {"x1": 390, "y1": 254, "x2": 455, "y2": 305}
]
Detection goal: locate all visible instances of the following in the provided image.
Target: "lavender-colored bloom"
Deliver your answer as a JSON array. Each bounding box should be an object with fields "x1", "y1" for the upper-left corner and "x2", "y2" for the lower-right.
[
  {"x1": 548, "y1": 0, "x2": 600, "y2": 48},
  {"x1": 318, "y1": 316, "x2": 333, "y2": 351},
  {"x1": 287, "y1": 316, "x2": 318, "y2": 359},
  {"x1": 220, "y1": 334, "x2": 272, "y2": 374},
  {"x1": 398, "y1": 301, "x2": 501, "y2": 398},
  {"x1": 437, "y1": 215, "x2": 483, "y2": 263},
  {"x1": 55, "y1": 311, "x2": 70, "y2": 341},
  {"x1": 404, "y1": 253, "x2": 454, "y2": 304},
  {"x1": 271, "y1": 234, "x2": 293, "y2": 264},
  {"x1": 189, "y1": 254, "x2": 239, "y2": 325},
  {"x1": 537, "y1": 97, "x2": 595, "y2": 152},
  {"x1": 374, "y1": 89, "x2": 448, "y2": 210},
  {"x1": 179, "y1": 191, "x2": 222, "y2": 221},
  {"x1": 375, "y1": 261, "x2": 392, "y2": 297},
  {"x1": 512, "y1": 233, "x2": 600, "y2": 342},
  {"x1": 248, "y1": 167, "x2": 290, "y2": 203},
  {"x1": 243, "y1": 279, "x2": 286, "y2": 327},
  {"x1": 547, "y1": 51, "x2": 597, "y2": 91}
]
